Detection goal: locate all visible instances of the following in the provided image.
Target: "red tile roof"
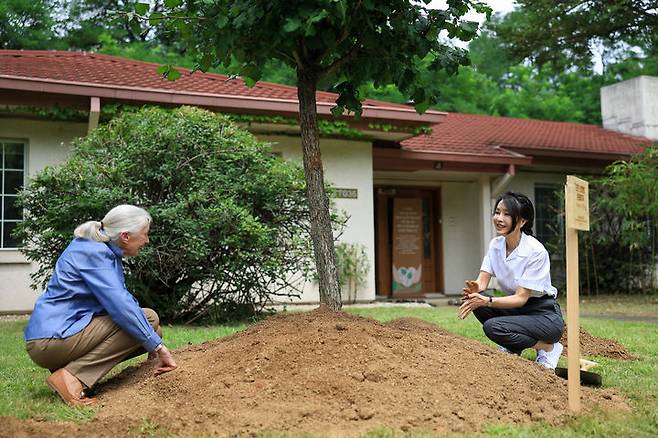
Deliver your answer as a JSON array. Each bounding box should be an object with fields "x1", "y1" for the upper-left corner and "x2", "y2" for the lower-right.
[
  {"x1": 0, "y1": 50, "x2": 651, "y2": 161},
  {"x1": 0, "y1": 50, "x2": 414, "y2": 107},
  {"x1": 402, "y1": 112, "x2": 651, "y2": 158},
  {"x1": 0, "y1": 50, "x2": 437, "y2": 126}
]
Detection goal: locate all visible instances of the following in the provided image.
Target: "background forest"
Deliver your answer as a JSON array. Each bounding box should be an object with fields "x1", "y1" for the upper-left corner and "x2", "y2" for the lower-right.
[{"x1": 4, "y1": 0, "x2": 658, "y2": 125}]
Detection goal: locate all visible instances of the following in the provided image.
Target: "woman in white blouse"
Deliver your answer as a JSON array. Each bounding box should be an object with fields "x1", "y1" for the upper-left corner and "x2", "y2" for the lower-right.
[{"x1": 459, "y1": 192, "x2": 564, "y2": 369}]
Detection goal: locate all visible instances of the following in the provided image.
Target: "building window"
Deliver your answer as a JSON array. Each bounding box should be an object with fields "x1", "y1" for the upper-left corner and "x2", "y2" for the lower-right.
[
  {"x1": 534, "y1": 185, "x2": 562, "y2": 246},
  {"x1": 2, "y1": 142, "x2": 25, "y2": 249}
]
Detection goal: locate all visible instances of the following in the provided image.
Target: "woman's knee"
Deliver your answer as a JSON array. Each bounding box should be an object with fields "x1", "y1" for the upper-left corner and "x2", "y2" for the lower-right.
[
  {"x1": 546, "y1": 322, "x2": 565, "y2": 344},
  {"x1": 142, "y1": 308, "x2": 160, "y2": 330},
  {"x1": 482, "y1": 318, "x2": 505, "y2": 340}
]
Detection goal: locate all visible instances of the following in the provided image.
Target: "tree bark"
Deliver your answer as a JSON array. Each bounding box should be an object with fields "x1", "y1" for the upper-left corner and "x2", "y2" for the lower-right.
[{"x1": 296, "y1": 68, "x2": 342, "y2": 311}]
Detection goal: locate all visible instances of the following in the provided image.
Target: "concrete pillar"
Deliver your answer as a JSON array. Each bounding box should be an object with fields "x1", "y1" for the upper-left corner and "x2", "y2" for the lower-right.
[
  {"x1": 479, "y1": 174, "x2": 492, "y2": 259},
  {"x1": 601, "y1": 75, "x2": 658, "y2": 140},
  {"x1": 88, "y1": 97, "x2": 100, "y2": 133}
]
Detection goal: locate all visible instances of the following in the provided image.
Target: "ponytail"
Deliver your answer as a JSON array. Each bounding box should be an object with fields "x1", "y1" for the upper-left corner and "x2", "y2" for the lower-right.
[
  {"x1": 74, "y1": 221, "x2": 110, "y2": 242},
  {"x1": 515, "y1": 194, "x2": 535, "y2": 236},
  {"x1": 74, "y1": 205, "x2": 151, "y2": 242},
  {"x1": 521, "y1": 222, "x2": 534, "y2": 236}
]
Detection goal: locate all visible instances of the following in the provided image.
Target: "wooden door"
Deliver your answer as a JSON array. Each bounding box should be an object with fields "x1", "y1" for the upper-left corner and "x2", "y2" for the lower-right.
[{"x1": 374, "y1": 187, "x2": 443, "y2": 298}]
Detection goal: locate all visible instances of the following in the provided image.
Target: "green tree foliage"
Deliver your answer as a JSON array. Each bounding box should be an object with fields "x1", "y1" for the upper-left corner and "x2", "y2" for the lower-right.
[
  {"x1": 467, "y1": 14, "x2": 514, "y2": 83},
  {"x1": 334, "y1": 242, "x2": 369, "y2": 304},
  {"x1": 14, "y1": 106, "x2": 315, "y2": 323},
  {"x1": 548, "y1": 147, "x2": 658, "y2": 295},
  {"x1": 0, "y1": 0, "x2": 56, "y2": 49},
  {"x1": 139, "y1": 0, "x2": 490, "y2": 310},
  {"x1": 494, "y1": 1, "x2": 658, "y2": 68},
  {"x1": 60, "y1": 0, "x2": 151, "y2": 49}
]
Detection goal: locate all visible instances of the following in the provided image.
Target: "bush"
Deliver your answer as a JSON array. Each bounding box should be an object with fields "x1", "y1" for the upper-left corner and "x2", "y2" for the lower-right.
[
  {"x1": 334, "y1": 242, "x2": 370, "y2": 304},
  {"x1": 15, "y1": 106, "x2": 316, "y2": 322}
]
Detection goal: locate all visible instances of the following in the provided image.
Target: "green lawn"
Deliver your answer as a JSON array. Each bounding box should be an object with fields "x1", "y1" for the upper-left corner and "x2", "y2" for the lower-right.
[
  {"x1": 1, "y1": 305, "x2": 656, "y2": 437},
  {"x1": 572, "y1": 294, "x2": 658, "y2": 318}
]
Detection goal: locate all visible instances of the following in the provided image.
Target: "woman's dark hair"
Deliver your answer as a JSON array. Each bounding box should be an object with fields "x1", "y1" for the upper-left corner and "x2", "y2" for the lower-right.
[{"x1": 494, "y1": 192, "x2": 534, "y2": 236}]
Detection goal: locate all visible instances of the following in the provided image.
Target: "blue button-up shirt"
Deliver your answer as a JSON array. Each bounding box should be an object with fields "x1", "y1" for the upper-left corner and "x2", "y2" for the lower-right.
[{"x1": 24, "y1": 238, "x2": 162, "y2": 352}]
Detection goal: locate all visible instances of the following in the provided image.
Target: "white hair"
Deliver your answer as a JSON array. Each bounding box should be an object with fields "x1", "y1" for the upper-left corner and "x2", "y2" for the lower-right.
[{"x1": 74, "y1": 205, "x2": 152, "y2": 242}]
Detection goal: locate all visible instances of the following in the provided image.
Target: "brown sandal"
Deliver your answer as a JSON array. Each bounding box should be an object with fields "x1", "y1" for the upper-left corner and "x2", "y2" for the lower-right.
[{"x1": 46, "y1": 369, "x2": 97, "y2": 406}]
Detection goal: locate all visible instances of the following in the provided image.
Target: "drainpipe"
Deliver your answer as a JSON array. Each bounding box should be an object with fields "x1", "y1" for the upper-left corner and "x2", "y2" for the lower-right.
[
  {"x1": 88, "y1": 97, "x2": 100, "y2": 133},
  {"x1": 491, "y1": 164, "x2": 516, "y2": 199}
]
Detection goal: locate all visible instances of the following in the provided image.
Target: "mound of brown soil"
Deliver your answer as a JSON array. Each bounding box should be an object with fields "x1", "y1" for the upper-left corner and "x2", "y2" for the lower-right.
[
  {"x1": 3, "y1": 309, "x2": 628, "y2": 437},
  {"x1": 560, "y1": 326, "x2": 638, "y2": 361}
]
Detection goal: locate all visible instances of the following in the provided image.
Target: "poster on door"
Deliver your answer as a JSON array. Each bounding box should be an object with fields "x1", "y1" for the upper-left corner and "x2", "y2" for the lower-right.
[{"x1": 392, "y1": 198, "x2": 423, "y2": 293}]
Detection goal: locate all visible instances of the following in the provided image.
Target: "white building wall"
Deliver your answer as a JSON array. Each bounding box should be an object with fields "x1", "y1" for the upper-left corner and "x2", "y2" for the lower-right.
[
  {"x1": 441, "y1": 181, "x2": 482, "y2": 294},
  {"x1": 0, "y1": 118, "x2": 87, "y2": 313},
  {"x1": 0, "y1": 114, "x2": 578, "y2": 311},
  {"x1": 448, "y1": 171, "x2": 567, "y2": 295},
  {"x1": 503, "y1": 172, "x2": 566, "y2": 207},
  {"x1": 262, "y1": 135, "x2": 375, "y2": 303}
]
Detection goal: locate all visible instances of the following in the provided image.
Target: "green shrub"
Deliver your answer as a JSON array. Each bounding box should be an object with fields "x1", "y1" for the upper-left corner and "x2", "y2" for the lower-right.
[
  {"x1": 335, "y1": 242, "x2": 370, "y2": 304},
  {"x1": 15, "y1": 106, "x2": 316, "y2": 322},
  {"x1": 547, "y1": 146, "x2": 658, "y2": 295}
]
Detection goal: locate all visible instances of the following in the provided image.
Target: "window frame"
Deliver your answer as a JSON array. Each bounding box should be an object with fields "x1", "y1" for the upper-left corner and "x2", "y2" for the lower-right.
[
  {"x1": 534, "y1": 183, "x2": 563, "y2": 247},
  {"x1": 1, "y1": 139, "x2": 28, "y2": 250}
]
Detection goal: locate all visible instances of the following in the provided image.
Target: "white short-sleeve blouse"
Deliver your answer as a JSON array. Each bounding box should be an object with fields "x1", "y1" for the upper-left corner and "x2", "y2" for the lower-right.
[{"x1": 480, "y1": 233, "x2": 558, "y2": 298}]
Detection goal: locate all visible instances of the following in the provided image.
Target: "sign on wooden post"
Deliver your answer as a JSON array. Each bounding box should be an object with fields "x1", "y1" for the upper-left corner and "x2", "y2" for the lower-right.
[{"x1": 564, "y1": 175, "x2": 590, "y2": 413}]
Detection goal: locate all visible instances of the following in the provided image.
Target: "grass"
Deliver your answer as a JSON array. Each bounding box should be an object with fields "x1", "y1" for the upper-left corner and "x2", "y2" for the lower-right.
[
  {"x1": 1, "y1": 302, "x2": 656, "y2": 437},
  {"x1": 572, "y1": 294, "x2": 658, "y2": 318},
  {"x1": 0, "y1": 320, "x2": 245, "y2": 421}
]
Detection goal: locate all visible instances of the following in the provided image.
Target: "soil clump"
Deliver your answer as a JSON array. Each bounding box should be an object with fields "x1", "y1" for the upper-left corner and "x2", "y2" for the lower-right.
[
  {"x1": 560, "y1": 326, "x2": 638, "y2": 360},
  {"x1": 3, "y1": 308, "x2": 629, "y2": 437}
]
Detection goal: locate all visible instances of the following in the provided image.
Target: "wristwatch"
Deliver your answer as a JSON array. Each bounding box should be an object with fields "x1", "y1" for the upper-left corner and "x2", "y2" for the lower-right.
[
  {"x1": 488, "y1": 296, "x2": 494, "y2": 307},
  {"x1": 154, "y1": 344, "x2": 164, "y2": 353}
]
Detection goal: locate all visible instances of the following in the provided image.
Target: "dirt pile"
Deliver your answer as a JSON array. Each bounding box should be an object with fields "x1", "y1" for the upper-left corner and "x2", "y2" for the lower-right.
[
  {"x1": 560, "y1": 326, "x2": 638, "y2": 361},
  {"x1": 2, "y1": 309, "x2": 629, "y2": 437}
]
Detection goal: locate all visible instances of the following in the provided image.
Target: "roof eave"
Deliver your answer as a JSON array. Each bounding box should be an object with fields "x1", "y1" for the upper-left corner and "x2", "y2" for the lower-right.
[
  {"x1": 377, "y1": 147, "x2": 533, "y2": 166},
  {"x1": 0, "y1": 75, "x2": 445, "y2": 130},
  {"x1": 502, "y1": 145, "x2": 643, "y2": 161}
]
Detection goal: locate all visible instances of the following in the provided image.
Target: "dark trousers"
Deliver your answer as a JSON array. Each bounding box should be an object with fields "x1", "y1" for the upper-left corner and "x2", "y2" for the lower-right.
[{"x1": 473, "y1": 295, "x2": 564, "y2": 355}]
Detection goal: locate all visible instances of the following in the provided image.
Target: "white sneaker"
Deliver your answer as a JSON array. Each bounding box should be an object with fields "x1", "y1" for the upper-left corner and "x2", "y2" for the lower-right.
[
  {"x1": 536, "y1": 342, "x2": 563, "y2": 369},
  {"x1": 497, "y1": 345, "x2": 510, "y2": 353}
]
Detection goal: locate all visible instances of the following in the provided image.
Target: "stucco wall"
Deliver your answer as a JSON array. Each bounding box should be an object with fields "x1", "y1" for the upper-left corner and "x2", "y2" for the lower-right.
[
  {"x1": 0, "y1": 114, "x2": 576, "y2": 312},
  {"x1": 0, "y1": 124, "x2": 375, "y2": 311},
  {"x1": 0, "y1": 118, "x2": 87, "y2": 312},
  {"x1": 262, "y1": 135, "x2": 375, "y2": 304},
  {"x1": 379, "y1": 171, "x2": 567, "y2": 296},
  {"x1": 441, "y1": 181, "x2": 482, "y2": 294},
  {"x1": 504, "y1": 172, "x2": 566, "y2": 205}
]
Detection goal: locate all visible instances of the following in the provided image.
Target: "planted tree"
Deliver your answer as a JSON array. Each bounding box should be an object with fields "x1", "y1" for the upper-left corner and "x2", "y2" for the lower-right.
[
  {"x1": 133, "y1": 0, "x2": 490, "y2": 310},
  {"x1": 15, "y1": 106, "x2": 315, "y2": 322}
]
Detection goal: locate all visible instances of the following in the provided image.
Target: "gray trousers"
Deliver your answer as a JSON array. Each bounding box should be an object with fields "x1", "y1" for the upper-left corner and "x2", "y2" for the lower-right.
[
  {"x1": 26, "y1": 308, "x2": 161, "y2": 388},
  {"x1": 473, "y1": 295, "x2": 564, "y2": 355}
]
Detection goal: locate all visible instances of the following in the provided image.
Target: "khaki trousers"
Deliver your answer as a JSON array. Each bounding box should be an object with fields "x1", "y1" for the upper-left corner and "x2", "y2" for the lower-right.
[{"x1": 26, "y1": 308, "x2": 162, "y2": 388}]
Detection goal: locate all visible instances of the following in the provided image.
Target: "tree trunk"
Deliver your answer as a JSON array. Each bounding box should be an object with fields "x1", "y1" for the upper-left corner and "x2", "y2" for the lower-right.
[{"x1": 296, "y1": 68, "x2": 342, "y2": 310}]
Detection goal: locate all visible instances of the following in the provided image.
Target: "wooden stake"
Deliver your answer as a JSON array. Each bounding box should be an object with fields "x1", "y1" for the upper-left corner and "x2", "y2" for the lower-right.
[
  {"x1": 565, "y1": 225, "x2": 581, "y2": 413},
  {"x1": 565, "y1": 175, "x2": 589, "y2": 414}
]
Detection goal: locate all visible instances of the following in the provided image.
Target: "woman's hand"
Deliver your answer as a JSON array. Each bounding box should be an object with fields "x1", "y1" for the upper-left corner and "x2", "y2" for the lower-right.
[
  {"x1": 458, "y1": 293, "x2": 488, "y2": 320},
  {"x1": 462, "y1": 280, "x2": 480, "y2": 297},
  {"x1": 154, "y1": 345, "x2": 178, "y2": 376}
]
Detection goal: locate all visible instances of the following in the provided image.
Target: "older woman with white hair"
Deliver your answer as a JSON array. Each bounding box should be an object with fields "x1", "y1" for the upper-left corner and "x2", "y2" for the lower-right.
[{"x1": 24, "y1": 205, "x2": 177, "y2": 406}]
